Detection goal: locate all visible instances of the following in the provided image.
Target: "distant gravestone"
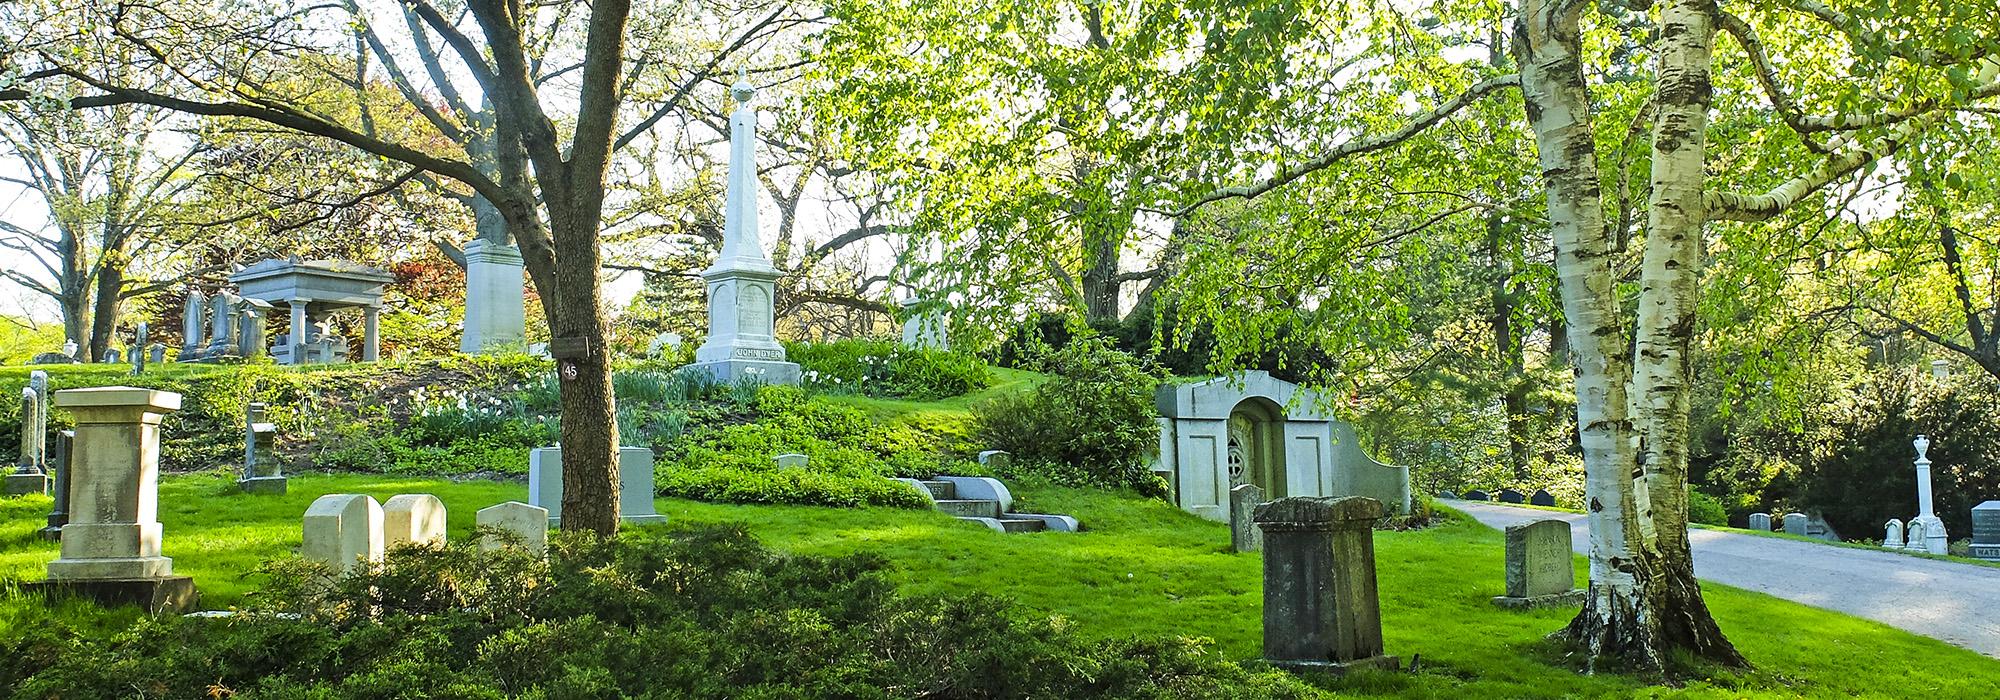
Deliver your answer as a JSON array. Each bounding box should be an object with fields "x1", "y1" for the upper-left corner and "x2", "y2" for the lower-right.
[
  {"x1": 382, "y1": 494, "x2": 447, "y2": 550},
  {"x1": 1883, "y1": 518, "x2": 1906, "y2": 550},
  {"x1": 1906, "y1": 519, "x2": 1930, "y2": 551},
  {"x1": 478, "y1": 501, "x2": 548, "y2": 555},
  {"x1": 528, "y1": 446, "x2": 665, "y2": 525},
  {"x1": 1782, "y1": 513, "x2": 1809, "y2": 536},
  {"x1": 1253, "y1": 496, "x2": 1398, "y2": 673},
  {"x1": 977, "y1": 450, "x2": 1012, "y2": 470},
  {"x1": 1497, "y1": 489, "x2": 1525, "y2": 504},
  {"x1": 1529, "y1": 489, "x2": 1556, "y2": 507},
  {"x1": 148, "y1": 343, "x2": 166, "y2": 365},
  {"x1": 1747, "y1": 513, "x2": 1772, "y2": 531},
  {"x1": 239, "y1": 403, "x2": 285, "y2": 494},
  {"x1": 1464, "y1": 490, "x2": 1490, "y2": 502},
  {"x1": 775, "y1": 453, "x2": 808, "y2": 469},
  {"x1": 1437, "y1": 490, "x2": 1458, "y2": 500},
  {"x1": 303, "y1": 494, "x2": 383, "y2": 575},
  {"x1": 1492, "y1": 519, "x2": 1584, "y2": 609},
  {"x1": 1229, "y1": 483, "x2": 1265, "y2": 553},
  {"x1": 1971, "y1": 502, "x2": 2000, "y2": 561}
]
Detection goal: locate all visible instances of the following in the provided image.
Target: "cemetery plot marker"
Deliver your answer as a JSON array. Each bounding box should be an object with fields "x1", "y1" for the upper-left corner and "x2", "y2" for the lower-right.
[
  {"x1": 1492, "y1": 519, "x2": 1585, "y2": 609},
  {"x1": 1254, "y1": 496, "x2": 1398, "y2": 674}
]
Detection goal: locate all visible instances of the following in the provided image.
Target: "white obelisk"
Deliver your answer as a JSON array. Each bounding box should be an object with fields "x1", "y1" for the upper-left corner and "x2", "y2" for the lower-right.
[
  {"x1": 686, "y1": 76, "x2": 799, "y2": 386},
  {"x1": 1911, "y1": 434, "x2": 1949, "y2": 555}
]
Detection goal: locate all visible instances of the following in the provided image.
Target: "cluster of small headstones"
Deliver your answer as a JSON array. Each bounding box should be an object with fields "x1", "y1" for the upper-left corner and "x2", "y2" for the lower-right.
[
  {"x1": 304, "y1": 493, "x2": 548, "y2": 573},
  {"x1": 1438, "y1": 488, "x2": 1557, "y2": 507}
]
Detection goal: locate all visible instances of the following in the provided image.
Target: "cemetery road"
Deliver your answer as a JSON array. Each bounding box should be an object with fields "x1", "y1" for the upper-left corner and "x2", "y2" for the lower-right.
[{"x1": 1447, "y1": 500, "x2": 2000, "y2": 658}]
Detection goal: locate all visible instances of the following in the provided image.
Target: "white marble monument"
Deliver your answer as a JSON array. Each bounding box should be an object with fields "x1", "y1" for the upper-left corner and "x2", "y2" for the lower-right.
[
  {"x1": 685, "y1": 76, "x2": 799, "y2": 386},
  {"x1": 478, "y1": 501, "x2": 548, "y2": 555},
  {"x1": 383, "y1": 494, "x2": 447, "y2": 550},
  {"x1": 461, "y1": 239, "x2": 527, "y2": 353},
  {"x1": 1907, "y1": 435, "x2": 1949, "y2": 555},
  {"x1": 303, "y1": 494, "x2": 383, "y2": 575}
]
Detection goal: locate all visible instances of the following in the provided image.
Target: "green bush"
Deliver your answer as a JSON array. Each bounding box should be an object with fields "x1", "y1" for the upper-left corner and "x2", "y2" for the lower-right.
[
  {"x1": 787, "y1": 338, "x2": 994, "y2": 400},
  {"x1": 3, "y1": 527, "x2": 1314, "y2": 698},
  {"x1": 973, "y1": 338, "x2": 1166, "y2": 495},
  {"x1": 1687, "y1": 491, "x2": 1728, "y2": 526}
]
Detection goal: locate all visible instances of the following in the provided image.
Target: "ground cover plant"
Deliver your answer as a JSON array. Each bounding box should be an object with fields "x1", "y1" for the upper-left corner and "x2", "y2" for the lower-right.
[{"x1": 787, "y1": 338, "x2": 995, "y2": 400}]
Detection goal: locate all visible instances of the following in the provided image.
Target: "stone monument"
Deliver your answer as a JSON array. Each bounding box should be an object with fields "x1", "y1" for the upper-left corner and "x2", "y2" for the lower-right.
[
  {"x1": 1782, "y1": 513, "x2": 1809, "y2": 536},
  {"x1": 1497, "y1": 489, "x2": 1525, "y2": 504},
  {"x1": 1230, "y1": 483, "x2": 1266, "y2": 553},
  {"x1": 899, "y1": 298, "x2": 949, "y2": 350},
  {"x1": 1883, "y1": 518, "x2": 1905, "y2": 550},
  {"x1": 1464, "y1": 489, "x2": 1490, "y2": 501},
  {"x1": 5, "y1": 386, "x2": 47, "y2": 495},
  {"x1": 1492, "y1": 519, "x2": 1584, "y2": 608},
  {"x1": 684, "y1": 76, "x2": 799, "y2": 386},
  {"x1": 478, "y1": 501, "x2": 548, "y2": 555},
  {"x1": 181, "y1": 288, "x2": 207, "y2": 358},
  {"x1": 461, "y1": 238, "x2": 528, "y2": 353},
  {"x1": 1907, "y1": 435, "x2": 1949, "y2": 555},
  {"x1": 527, "y1": 446, "x2": 666, "y2": 525},
  {"x1": 27, "y1": 387, "x2": 193, "y2": 612},
  {"x1": 1747, "y1": 512, "x2": 1772, "y2": 531},
  {"x1": 37, "y1": 430, "x2": 72, "y2": 541},
  {"x1": 303, "y1": 493, "x2": 383, "y2": 575},
  {"x1": 230, "y1": 258, "x2": 392, "y2": 364},
  {"x1": 1253, "y1": 496, "x2": 1397, "y2": 673},
  {"x1": 1970, "y1": 501, "x2": 2000, "y2": 561},
  {"x1": 128, "y1": 322, "x2": 147, "y2": 375},
  {"x1": 774, "y1": 453, "x2": 807, "y2": 469},
  {"x1": 203, "y1": 291, "x2": 244, "y2": 359},
  {"x1": 1529, "y1": 489, "x2": 1556, "y2": 507},
  {"x1": 383, "y1": 494, "x2": 447, "y2": 550},
  {"x1": 239, "y1": 402, "x2": 285, "y2": 494}
]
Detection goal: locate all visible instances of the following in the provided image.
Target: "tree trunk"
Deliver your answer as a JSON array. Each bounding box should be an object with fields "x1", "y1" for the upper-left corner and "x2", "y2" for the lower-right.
[
  {"x1": 534, "y1": 202, "x2": 620, "y2": 535},
  {"x1": 1515, "y1": 0, "x2": 1659, "y2": 669},
  {"x1": 1629, "y1": 0, "x2": 1747, "y2": 667},
  {"x1": 88, "y1": 263, "x2": 124, "y2": 362},
  {"x1": 1488, "y1": 213, "x2": 1531, "y2": 479}
]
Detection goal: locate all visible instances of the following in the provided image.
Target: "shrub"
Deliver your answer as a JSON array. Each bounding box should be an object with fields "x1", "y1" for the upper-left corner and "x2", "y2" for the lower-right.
[
  {"x1": 973, "y1": 337, "x2": 1166, "y2": 495},
  {"x1": 787, "y1": 338, "x2": 994, "y2": 400},
  {"x1": 4, "y1": 528, "x2": 1314, "y2": 698},
  {"x1": 1687, "y1": 491, "x2": 1728, "y2": 526}
]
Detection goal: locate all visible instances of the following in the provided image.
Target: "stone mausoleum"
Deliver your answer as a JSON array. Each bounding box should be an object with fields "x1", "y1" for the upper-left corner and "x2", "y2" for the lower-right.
[
  {"x1": 230, "y1": 258, "x2": 391, "y2": 364},
  {"x1": 1153, "y1": 371, "x2": 1411, "y2": 521}
]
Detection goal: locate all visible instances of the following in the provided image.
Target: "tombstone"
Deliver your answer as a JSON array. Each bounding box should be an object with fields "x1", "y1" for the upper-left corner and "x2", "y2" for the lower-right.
[
  {"x1": 26, "y1": 387, "x2": 194, "y2": 612},
  {"x1": 478, "y1": 501, "x2": 548, "y2": 555},
  {"x1": 1905, "y1": 519, "x2": 1929, "y2": 552},
  {"x1": 129, "y1": 322, "x2": 148, "y2": 375},
  {"x1": 181, "y1": 288, "x2": 208, "y2": 358},
  {"x1": 646, "y1": 332, "x2": 683, "y2": 358},
  {"x1": 1493, "y1": 520, "x2": 1585, "y2": 608},
  {"x1": 148, "y1": 343, "x2": 166, "y2": 365},
  {"x1": 238, "y1": 403, "x2": 285, "y2": 494},
  {"x1": 1464, "y1": 490, "x2": 1490, "y2": 502},
  {"x1": 1437, "y1": 490, "x2": 1458, "y2": 500},
  {"x1": 382, "y1": 494, "x2": 447, "y2": 550},
  {"x1": 1497, "y1": 489, "x2": 1525, "y2": 504},
  {"x1": 1229, "y1": 483, "x2": 1266, "y2": 553},
  {"x1": 1253, "y1": 496, "x2": 1397, "y2": 673},
  {"x1": 682, "y1": 77, "x2": 801, "y2": 386},
  {"x1": 61, "y1": 339, "x2": 78, "y2": 362},
  {"x1": 527, "y1": 446, "x2": 667, "y2": 525},
  {"x1": 1747, "y1": 512, "x2": 1772, "y2": 531},
  {"x1": 37, "y1": 430, "x2": 73, "y2": 541},
  {"x1": 1970, "y1": 501, "x2": 2000, "y2": 561},
  {"x1": 774, "y1": 453, "x2": 808, "y2": 469},
  {"x1": 899, "y1": 298, "x2": 949, "y2": 350},
  {"x1": 302, "y1": 494, "x2": 383, "y2": 575},
  {"x1": 977, "y1": 450, "x2": 1011, "y2": 470},
  {"x1": 204, "y1": 291, "x2": 243, "y2": 358},
  {"x1": 102, "y1": 348, "x2": 121, "y2": 364},
  {"x1": 238, "y1": 298, "x2": 273, "y2": 359},
  {"x1": 461, "y1": 239, "x2": 528, "y2": 353},
  {"x1": 1529, "y1": 489, "x2": 1556, "y2": 507},
  {"x1": 1782, "y1": 513, "x2": 1809, "y2": 536},
  {"x1": 1907, "y1": 436, "x2": 1948, "y2": 554},
  {"x1": 4, "y1": 387, "x2": 47, "y2": 496},
  {"x1": 1883, "y1": 518, "x2": 1906, "y2": 550},
  {"x1": 1804, "y1": 513, "x2": 1840, "y2": 542}
]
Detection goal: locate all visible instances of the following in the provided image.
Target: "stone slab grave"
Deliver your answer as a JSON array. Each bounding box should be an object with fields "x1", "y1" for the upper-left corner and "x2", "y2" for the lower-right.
[
  {"x1": 1783, "y1": 513, "x2": 1809, "y2": 537},
  {"x1": 384, "y1": 494, "x2": 447, "y2": 550},
  {"x1": 1231, "y1": 483, "x2": 1266, "y2": 553},
  {"x1": 478, "y1": 501, "x2": 548, "y2": 555},
  {"x1": 1497, "y1": 489, "x2": 1525, "y2": 504},
  {"x1": 304, "y1": 494, "x2": 383, "y2": 575},
  {"x1": 1463, "y1": 490, "x2": 1490, "y2": 502},
  {"x1": 892, "y1": 475, "x2": 1079, "y2": 533},
  {"x1": 1747, "y1": 512, "x2": 1772, "y2": 531},
  {"x1": 1254, "y1": 496, "x2": 1398, "y2": 674},
  {"x1": 1968, "y1": 501, "x2": 2000, "y2": 561},
  {"x1": 1883, "y1": 518, "x2": 1906, "y2": 549},
  {"x1": 1529, "y1": 489, "x2": 1556, "y2": 507},
  {"x1": 1436, "y1": 490, "x2": 1457, "y2": 500},
  {"x1": 528, "y1": 446, "x2": 667, "y2": 525},
  {"x1": 1492, "y1": 519, "x2": 1585, "y2": 609},
  {"x1": 239, "y1": 402, "x2": 286, "y2": 494},
  {"x1": 25, "y1": 387, "x2": 195, "y2": 613}
]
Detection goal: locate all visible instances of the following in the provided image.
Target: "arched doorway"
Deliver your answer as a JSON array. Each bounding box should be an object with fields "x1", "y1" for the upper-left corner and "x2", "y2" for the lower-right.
[{"x1": 1227, "y1": 397, "x2": 1287, "y2": 497}]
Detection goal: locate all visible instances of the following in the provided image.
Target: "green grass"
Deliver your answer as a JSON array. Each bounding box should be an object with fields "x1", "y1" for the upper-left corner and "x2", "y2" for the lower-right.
[
  {"x1": 817, "y1": 367, "x2": 1046, "y2": 421},
  {"x1": 6, "y1": 471, "x2": 2000, "y2": 697}
]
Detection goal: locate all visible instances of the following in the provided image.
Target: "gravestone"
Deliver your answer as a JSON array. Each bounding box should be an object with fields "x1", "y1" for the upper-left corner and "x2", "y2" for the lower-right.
[
  {"x1": 1970, "y1": 501, "x2": 2000, "y2": 561},
  {"x1": 1906, "y1": 519, "x2": 1930, "y2": 551},
  {"x1": 1497, "y1": 489, "x2": 1525, "y2": 504},
  {"x1": 1747, "y1": 512, "x2": 1772, "y2": 531},
  {"x1": 1883, "y1": 518, "x2": 1906, "y2": 550},
  {"x1": 102, "y1": 348, "x2": 120, "y2": 364},
  {"x1": 129, "y1": 322, "x2": 147, "y2": 375},
  {"x1": 383, "y1": 494, "x2": 447, "y2": 550},
  {"x1": 4, "y1": 386, "x2": 47, "y2": 495},
  {"x1": 1437, "y1": 490, "x2": 1458, "y2": 500},
  {"x1": 1529, "y1": 489, "x2": 1556, "y2": 507},
  {"x1": 148, "y1": 343, "x2": 165, "y2": 365},
  {"x1": 1492, "y1": 520, "x2": 1584, "y2": 608},
  {"x1": 62, "y1": 339, "x2": 78, "y2": 361},
  {"x1": 303, "y1": 494, "x2": 383, "y2": 575},
  {"x1": 527, "y1": 446, "x2": 666, "y2": 525},
  {"x1": 1253, "y1": 496, "x2": 1398, "y2": 673},
  {"x1": 27, "y1": 387, "x2": 194, "y2": 612},
  {"x1": 478, "y1": 501, "x2": 548, "y2": 555},
  {"x1": 1782, "y1": 513, "x2": 1809, "y2": 536},
  {"x1": 977, "y1": 450, "x2": 1011, "y2": 470},
  {"x1": 646, "y1": 332, "x2": 683, "y2": 358},
  {"x1": 461, "y1": 239, "x2": 528, "y2": 354},
  {"x1": 181, "y1": 289, "x2": 207, "y2": 358},
  {"x1": 775, "y1": 453, "x2": 808, "y2": 469},
  {"x1": 683, "y1": 77, "x2": 800, "y2": 386},
  {"x1": 1804, "y1": 513, "x2": 1839, "y2": 542},
  {"x1": 239, "y1": 403, "x2": 285, "y2": 494},
  {"x1": 1230, "y1": 483, "x2": 1265, "y2": 553},
  {"x1": 37, "y1": 430, "x2": 72, "y2": 540},
  {"x1": 899, "y1": 298, "x2": 949, "y2": 350},
  {"x1": 1464, "y1": 490, "x2": 1490, "y2": 502}
]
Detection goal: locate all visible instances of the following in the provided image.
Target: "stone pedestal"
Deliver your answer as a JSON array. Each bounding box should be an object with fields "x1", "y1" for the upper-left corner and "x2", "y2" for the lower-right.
[
  {"x1": 461, "y1": 240, "x2": 527, "y2": 353},
  {"x1": 35, "y1": 387, "x2": 193, "y2": 612},
  {"x1": 528, "y1": 446, "x2": 666, "y2": 525},
  {"x1": 1492, "y1": 519, "x2": 1585, "y2": 609},
  {"x1": 1255, "y1": 496, "x2": 1398, "y2": 674}
]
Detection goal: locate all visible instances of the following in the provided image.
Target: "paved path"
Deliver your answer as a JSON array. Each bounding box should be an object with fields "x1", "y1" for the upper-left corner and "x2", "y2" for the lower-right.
[{"x1": 1446, "y1": 500, "x2": 2000, "y2": 657}]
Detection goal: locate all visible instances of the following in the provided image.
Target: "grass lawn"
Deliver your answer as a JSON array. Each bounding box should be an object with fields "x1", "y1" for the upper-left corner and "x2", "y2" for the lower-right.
[{"x1": 6, "y1": 470, "x2": 2000, "y2": 697}]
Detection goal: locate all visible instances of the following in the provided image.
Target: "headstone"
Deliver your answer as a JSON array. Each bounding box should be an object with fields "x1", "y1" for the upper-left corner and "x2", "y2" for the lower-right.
[
  {"x1": 61, "y1": 339, "x2": 78, "y2": 362},
  {"x1": 478, "y1": 501, "x2": 548, "y2": 555},
  {"x1": 1747, "y1": 512, "x2": 1772, "y2": 531},
  {"x1": 1437, "y1": 490, "x2": 1458, "y2": 500},
  {"x1": 1464, "y1": 490, "x2": 1490, "y2": 502},
  {"x1": 1253, "y1": 496, "x2": 1398, "y2": 673},
  {"x1": 1970, "y1": 501, "x2": 2000, "y2": 561},
  {"x1": 129, "y1": 322, "x2": 147, "y2": 375},
  {"x1": 683, "y1": 76, "x2": 800, "y2": 386},
  {"x1": 1492, "y1": 519, "x2": 1585, "y2": 608},
  {"x1": 898, "y1": 298, "x2": 949, "y2": 350},
  {"x1": 239, "y1": 402, "x2": 285, "y2": 494},
  {"x1": 774, "y1": 453, "x2": 807, "y2": 469},
  {"x1": 4, "y1": 386, "x2": 47, "y2": 495},
  {"x1": 1497, "y1": 489, "x2": 1525, "y2": 504},
  {"x1": 302, "y1": 494, "x2": 383, "y2": 575},
  {"x1": 102, "y1": 348, "x2": 120, "y2": 364},
  {"x1": 977, "y1": 449, "x2": 1012, "y2": 470},
  {"x1": 382, "y1": 494, "x2": 447, "y2": 550},
  {"x1": 1883, "y1": 518, "x2": 1906, "y2": 550},
  {"x1": 37, "y1": 430, "x2": 73, "y2": 540},
  {"x1": 238, "y1": 298, "x2": 273, "y2": 358},
  {"x1": 1782, "y1": 513, "x2": 1809, "y2": 536},
  {"x1": 1529, "y1": 489, "x2": 1556, "y2": 507},
  {"x1": 148, "y1": 343, "x2": 166, "y2": 365},
  {"x1": 1905, "y1": 519, "x2": 1929, "y2": 551},
  {"x1": 26, "y1": 387, "x2": 194, "y2": 612},
  {"x1": 1804, "y1": 513, "x2": 1839, "y2": 542},
  {"x1": 1908, "y1": 436, "x2": 1948, "y2": 554},
  {"x1": 461, "y1": 238, "x2": 529, "y2": 353},
  {"x1": 646, "y1": 332, "x2": 683, "y2": 358},
  {"x1": 181, "y1": 288, "x2": 208, "y2": 359},
  {"x1": 1230, "y1": 483, "x2": 1265, "y2": 553},
  {"x1": 204, "y1": 291, "x2": 243, "y2": 358},
  {"x1": 527, "y1": 446, "x2": 666, "y2": 525}
]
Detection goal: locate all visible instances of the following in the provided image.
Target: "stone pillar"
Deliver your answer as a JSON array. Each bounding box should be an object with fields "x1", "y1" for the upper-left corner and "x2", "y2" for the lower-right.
[
  {"x1": 1911, "y1": 435, "x2": 1948, "y2": 555},
  {"x1": 1254, "y1": 496, "x2": 1397, "y2": 673},
  {"x1": 685, "y1": 77, "x2": 800, "y2": 386},
  {"x1": 289, "y1": 302, "x2": 309, "y2": 366},
  {"x1": 1230, "y1": 483, "x2": 1265, "y2": 553},
  {"x1": 31, "y1": 387, "x2": 193, "y2": 612},
  {"x1": 362, "y1": 305, "x2": 380, "y2": 362},
  {"x1": 129, "y1": 322, "x2": 148, "y2": 376},
  {"x1": 5, "y1": 387, "x2": 48, "y2": 495},
  {"x1": 204, "y1": 292, "x2": 242, "y2": 358},
  {"x1": 460, "y1": 239, "x2": 527, "y2": 353},
  {"x1": 37, "y1": 430, "x2": 72, "y2": 541},
  {"x1": 181, "y1": 289, "x2": 207, "y2": 358}
]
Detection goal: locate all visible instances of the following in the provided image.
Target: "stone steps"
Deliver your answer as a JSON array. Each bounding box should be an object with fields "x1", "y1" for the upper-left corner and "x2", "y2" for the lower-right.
[{"x1": 891, "y1": 476, "x2": 1081, "y2": 534}]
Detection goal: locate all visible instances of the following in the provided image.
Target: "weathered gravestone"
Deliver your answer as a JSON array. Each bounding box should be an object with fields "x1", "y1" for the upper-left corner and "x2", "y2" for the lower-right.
[
  {"x1": 303, "y1": 494, "x2": 383, "y2": 575},
  {"x1": 1497, "y1": 489, "x2": 1525, "y2": 504},
  {"x1": 478, "y1": 501, "x2": 548, "y2": 555},
  {"x1": 5, "y1": 386, "x2": 47, "y2": 495},
  {"x1": 1253, "y1": 496, "x2": 1398, "y2": 673},
  {"x1": 1906, "y1": 519, "x2": 1930, "y2": 551},
  {"x1": 1492, "y1": 519, "x2": 1584, "y2": 609},
  {"x1": 27, "y1": 387, "x2": 194, "y2": 612},
  {"x1": 1804, "y1": 513, "x2": 1839, "y2": 542},
  {"x1": 528, "y1": 446, "x2": 666, "y2": 525},
  {"x1": 774, "y1": 453, "x2": 808, "y2": 469},
  {"x1": 1747, "y1": 513, "x2": 1772, "y2": 531},
  {"x1": 383, "y1": 494, "x2": 447, "y2": 550},
  {"x1": 1437, "y1": 490, "x2": 1458, "y2": 500},
  {"x1": 148, "y1": 343, "x2": 166, "y2": 365},
  {"x1": 129, "y1": 322, "x2": 148, "y2": 376},
  {"x1": 1230, "y1": 483, "x2": 1265, "y2": 553},
  {"x1": 1464, "y1": 490, "x2": 1490, "y2": 502},
  {"x1": 239, "y1": 403, "x2": 286, "y2": 494},
  {"x1": 1971, "y1": 501, "x2": 2000, "y2": 561},
  {"x1": 1883, "y1": 518, "x2": 1905, "y2": 550},
  {"x1": 1529, "y1": 489, "x2": 1556, "y2": 507},
  {"x1": 37, "y1": 430, "x2": 73, "y2": 540},
  {"x1": 1782, "y1": 513, "x2": 1809, "y2": 536},
  {"x1": 977, "y1": 450, "x2": 1011, "y2": 470}
]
